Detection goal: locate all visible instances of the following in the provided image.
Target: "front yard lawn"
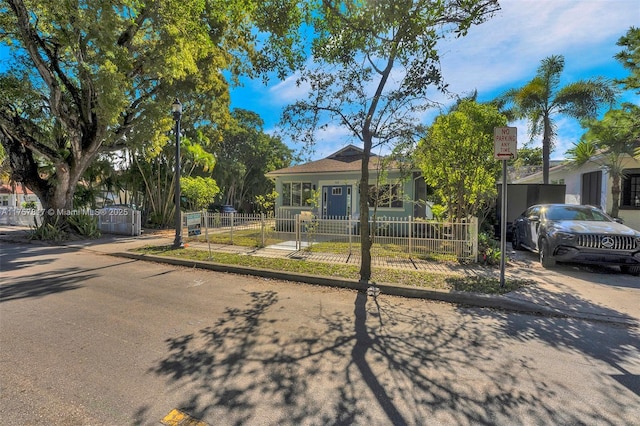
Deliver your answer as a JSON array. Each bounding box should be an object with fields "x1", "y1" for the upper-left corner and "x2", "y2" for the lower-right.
[{"x1": 134, "y1": 246, "x2": 533, "y2": 295}]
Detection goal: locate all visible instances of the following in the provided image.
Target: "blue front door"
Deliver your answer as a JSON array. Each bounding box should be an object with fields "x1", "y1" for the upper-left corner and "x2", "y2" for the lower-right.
[{"x1": 324, "y1": 185, "x2": 349, "y2": 218}]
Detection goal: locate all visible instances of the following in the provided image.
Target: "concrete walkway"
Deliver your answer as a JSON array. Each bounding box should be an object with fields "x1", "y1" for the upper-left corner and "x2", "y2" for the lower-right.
[{"x1": 1, "y1": 226, "x2": 638, "y2": 327}]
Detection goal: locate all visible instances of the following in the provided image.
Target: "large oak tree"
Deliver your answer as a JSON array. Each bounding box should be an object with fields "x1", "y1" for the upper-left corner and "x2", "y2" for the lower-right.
[{"x1": 0, "y1": 0, "x2": 303, "y2": 227}]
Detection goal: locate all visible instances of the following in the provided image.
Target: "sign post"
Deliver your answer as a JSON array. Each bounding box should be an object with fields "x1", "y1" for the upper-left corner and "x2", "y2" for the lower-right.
[{"x1": 494, "y1": 127, "x2": 517, "y2": 288}]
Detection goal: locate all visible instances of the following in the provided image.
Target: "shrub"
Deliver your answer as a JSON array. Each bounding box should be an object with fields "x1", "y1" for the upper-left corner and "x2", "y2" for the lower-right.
[
  {"x1": 29, "y1": 217, "x2": 67, "y2": 242},
  {"x1": 22, "y1": 201, "x2": 38, "y2": 209},
  {"x1": 478, "y1": 232, "x2": 501, "y2": 266},
  {"x1": 67, "y1": 213, "x2": 101, "y2": 238}
]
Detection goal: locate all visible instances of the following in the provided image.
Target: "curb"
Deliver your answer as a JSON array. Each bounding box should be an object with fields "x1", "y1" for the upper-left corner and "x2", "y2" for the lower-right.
[{"x1": 111, "y1": 251, "x2": 639, "y2": 327}]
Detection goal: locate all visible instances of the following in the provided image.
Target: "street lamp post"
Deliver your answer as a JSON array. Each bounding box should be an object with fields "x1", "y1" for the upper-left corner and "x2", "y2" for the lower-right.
[{"x1": 172, "y1": 99, "x2": 184, "y2": 249}]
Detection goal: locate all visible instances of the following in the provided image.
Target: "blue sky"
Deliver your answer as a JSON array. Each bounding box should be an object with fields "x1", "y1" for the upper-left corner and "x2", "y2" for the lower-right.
[{"x1": 230, "y1": 0, "x2": 640, "y2": 162}]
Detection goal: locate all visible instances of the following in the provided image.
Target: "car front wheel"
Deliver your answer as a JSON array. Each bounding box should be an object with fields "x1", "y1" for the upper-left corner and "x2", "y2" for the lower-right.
[
  {"x1": 539, "y1": 238, "x2": 556, "y2": 268},
  {"x1": 512, "y1": 229, "x2": 523, "y2": 250},
  {"x1": 620, "y1": 265, "x2": 640, "y2": 276}
]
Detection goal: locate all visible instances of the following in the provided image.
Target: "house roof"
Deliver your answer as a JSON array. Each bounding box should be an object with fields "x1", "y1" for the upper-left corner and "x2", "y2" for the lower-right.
[
  {"x1": 0, "y1": 183, "x2": 36, "y2": 195},
  {"x1": 266, "y1": 144, "x2": 390, "y2": 177},
  {"x1": 513, "y1": 163, "x2": 570, "y2": 184}
]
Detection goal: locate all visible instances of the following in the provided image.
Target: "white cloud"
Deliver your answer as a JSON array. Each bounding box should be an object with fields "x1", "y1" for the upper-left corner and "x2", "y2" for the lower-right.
[
  {"x1": 268, "y1": 71, "x2": 309, "y2": 104},
  {"x1": 438, "y1": 0, "x2": 638, "y2": 98}
]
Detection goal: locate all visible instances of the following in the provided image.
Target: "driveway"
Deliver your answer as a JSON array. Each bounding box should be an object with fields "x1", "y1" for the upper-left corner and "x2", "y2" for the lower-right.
[{"x1": 505, "y1": 249, "x2": 640, "y2": 324}]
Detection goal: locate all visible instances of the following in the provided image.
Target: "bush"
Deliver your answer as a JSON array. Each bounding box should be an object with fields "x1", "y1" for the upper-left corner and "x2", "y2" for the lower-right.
[
  {"x1": 22, "y1": 201, "x2": 38, "y2": 209},
  {"x1": 478, "y1": 232, "x2": 501, "y2": 266},
  {"x1": 29, "y1": 213, "x2": 101, "y2": 241},
  {"x1": 67, "y1": 213, "x2": 101, "y2": 238},
  {"x1": 29, "y1": 217, "x2": 67, "y2": 242}
]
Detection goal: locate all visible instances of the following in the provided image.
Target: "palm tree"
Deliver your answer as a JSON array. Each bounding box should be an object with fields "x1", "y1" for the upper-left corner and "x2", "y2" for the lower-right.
[
  {"x1": 497, "y1": 55, "x2": 617, "y2": 184},
  {"x1": 566, "y1": 106, "x2": 639, "y2": 218}
]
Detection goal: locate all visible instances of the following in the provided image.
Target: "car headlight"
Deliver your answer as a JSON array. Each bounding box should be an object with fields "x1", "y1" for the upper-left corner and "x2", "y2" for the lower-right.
[{"x1": 553, "y1": 231, "x2": 575, "y2": 240}]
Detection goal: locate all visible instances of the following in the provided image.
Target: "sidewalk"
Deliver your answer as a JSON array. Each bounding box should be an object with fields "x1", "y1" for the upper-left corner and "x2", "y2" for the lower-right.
[{"x1": 1, "y1": 226, "x2": 638, "y2": 327}]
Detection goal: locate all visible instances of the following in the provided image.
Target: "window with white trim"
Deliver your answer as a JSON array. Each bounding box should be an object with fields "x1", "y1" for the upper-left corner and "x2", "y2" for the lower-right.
[
  {"x1": 621, "y1": 169, "x2": 640, "y2": 209},
  {"x1": 282, "y1": 182, "x2": 313, "y2": 206},
  {"x1": 368, "y1": 183, "x2": 402, "y2": 208}
]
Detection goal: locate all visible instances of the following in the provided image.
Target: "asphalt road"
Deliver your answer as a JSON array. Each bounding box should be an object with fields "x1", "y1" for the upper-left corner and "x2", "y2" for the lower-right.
[{"x1": 1, "y1": 242, "x2": 639, "y2": 425}]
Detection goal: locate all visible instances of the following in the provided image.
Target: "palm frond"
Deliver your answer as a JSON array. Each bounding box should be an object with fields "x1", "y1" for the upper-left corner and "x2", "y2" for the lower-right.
[
  {"x1": 538, "y1": 55, "x2": 564, "y2": 91},
  {"x1": 555, "y1": 78, "x2": 618, "y2": 118},
  {"x1": 566, "y1": 139, "x2": 597, "y2": 168}
]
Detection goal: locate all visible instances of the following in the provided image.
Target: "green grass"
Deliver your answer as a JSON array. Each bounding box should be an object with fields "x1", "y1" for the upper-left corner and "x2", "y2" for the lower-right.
[
  {"x1": 194, "y1": 229, "x2": 274, "y2": 247},
  {"x1": 134, "y1": 245, "x2": 532, "y2": 295}
]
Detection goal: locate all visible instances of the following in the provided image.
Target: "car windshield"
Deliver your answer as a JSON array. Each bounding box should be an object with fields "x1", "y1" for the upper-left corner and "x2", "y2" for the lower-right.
[{"x1": 544, "y1": 206, "x2": 611, "y2": 222}]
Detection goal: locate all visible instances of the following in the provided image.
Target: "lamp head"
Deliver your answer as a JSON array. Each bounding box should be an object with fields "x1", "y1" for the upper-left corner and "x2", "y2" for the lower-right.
[{"x1": 172, "y1": 99, "x2": 182, "y2": 120}]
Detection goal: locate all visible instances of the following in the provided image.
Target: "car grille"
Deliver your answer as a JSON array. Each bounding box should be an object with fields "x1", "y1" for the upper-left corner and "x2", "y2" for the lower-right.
[{"x1": 576, "y1": 234, "x2": 638, "y2": 250}]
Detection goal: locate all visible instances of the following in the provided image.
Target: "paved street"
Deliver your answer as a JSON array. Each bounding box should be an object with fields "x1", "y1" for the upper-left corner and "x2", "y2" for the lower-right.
[{"x1": 1, "y1": 242, "x2": 640, "y2": 425}]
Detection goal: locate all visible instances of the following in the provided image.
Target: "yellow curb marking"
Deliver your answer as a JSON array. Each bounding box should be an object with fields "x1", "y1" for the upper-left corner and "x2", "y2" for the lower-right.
[{"x1": 161, "y1": 408, "x2": 208, "y2": 426}]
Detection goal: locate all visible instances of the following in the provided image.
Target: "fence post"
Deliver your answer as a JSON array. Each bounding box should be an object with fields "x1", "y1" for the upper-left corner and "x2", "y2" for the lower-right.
[
  {"x1": 348, "y1": 215, "x2": 353, "y2": 255},
  {"x1": 471, "y1": 216, "x2": 479, "y2": 262},
  {"x1": 408, "y1": 216, "x2": 413, "y2": 255},
  {"x1": 203, "y1": 209, "x2": 213, "y2": 260},
  {"x1": 203, "y1": 209, "x2": 208, "y2": 237},
  {"x1": 261, "y1": 213, "x2": 265, "y2": 247},
  {"x1": 293, "y1": 214, "x2": 302, "y2": 250},
  {"x1": 130, "y1": 208, "x2": 134, "y2": 236},
  {"x1": 230, "y1": 211, "x2": 234, "y2": 244}
]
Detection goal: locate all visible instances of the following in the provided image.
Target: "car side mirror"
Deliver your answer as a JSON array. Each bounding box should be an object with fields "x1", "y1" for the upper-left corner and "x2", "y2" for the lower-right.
[
  {"x1": 529, "y1": 215, "x2": 540, "y2": 222},
  {"x1": 613, "y1": 217, "x2": 624, "y2": 224}
]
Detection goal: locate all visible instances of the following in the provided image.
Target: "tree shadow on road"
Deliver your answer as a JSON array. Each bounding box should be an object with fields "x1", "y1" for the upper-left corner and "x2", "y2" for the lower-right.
[
  {"x1": 1, "y1": 244, "x2": 139, "y2": 302},
  {"x1": 0, "y1": 244, "x2": 73, "y2": 271},
  {"x1": 0, "y1": 267, "x2": 92, "y2": 302},
  {"x1": 147, "y1": 286, "x2": 637, "y2": 425}
]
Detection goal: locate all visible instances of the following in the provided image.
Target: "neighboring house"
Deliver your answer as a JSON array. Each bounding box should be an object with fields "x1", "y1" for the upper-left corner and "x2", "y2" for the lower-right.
[
  {"x1": 508, "y1": 160, "x2": 563, "y2": 182},
  {"x1": 0, "y1": 183, "x2": 42, "y2": 209},
  {"x1": 266, "y1": 145, "x2": 432, "y2": 220},
  {"x1": 514, "y1": 155, "x2": 640, "y2": 231}
]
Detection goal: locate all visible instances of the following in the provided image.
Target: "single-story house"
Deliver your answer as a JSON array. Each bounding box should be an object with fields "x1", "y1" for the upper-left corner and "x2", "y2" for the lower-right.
[
  {"x1": 0, "y1": 183, "x2": 42, "y2": 209},
  {"x1": 266, "y1": 145, "x2": 432, "y2": 220},
  {"x1": 514, "y1": 154, "x2": 640, "y2": 231}
]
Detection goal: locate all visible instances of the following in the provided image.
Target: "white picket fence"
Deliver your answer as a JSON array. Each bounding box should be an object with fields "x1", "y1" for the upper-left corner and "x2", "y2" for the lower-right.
[
  {"x1": 0, "y1": 207, "x2": 141, "y2": 236},
  {"x1": 188, "y1": 211, "x2": 479, "y2": 262}
]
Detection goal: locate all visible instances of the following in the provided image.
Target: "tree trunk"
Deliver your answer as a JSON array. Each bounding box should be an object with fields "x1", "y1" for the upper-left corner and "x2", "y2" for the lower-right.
[
  {"x1": 39, "y1": 156, "x2": 94, "y2": 227},
  {"x1": 611, "y1": 174, "x2": 621, "y2": 218},
  {"x1": 542, "y1": 115, "x2": 552, "y2": 185},
  {"x1": 2, "y1": 120, "x2": 105, "y2": 233},
  {"x1": 359, "y1": 134, "x2": 372, "y2": 284}
]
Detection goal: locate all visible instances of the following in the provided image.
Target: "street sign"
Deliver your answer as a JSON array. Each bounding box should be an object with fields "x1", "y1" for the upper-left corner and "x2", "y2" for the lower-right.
[
  {"x1": 494, "y1": 126, "x2": 518, "y2": 288},
  {"x1": 494, "y1": 127, "x2": 518, "y2": 160},
  {"x1": 186, "y1": 212, "x2": 202, "y2": 236}
]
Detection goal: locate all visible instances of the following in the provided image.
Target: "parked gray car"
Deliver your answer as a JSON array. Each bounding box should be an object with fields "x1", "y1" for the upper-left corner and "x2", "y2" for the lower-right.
[{"x1": 511, "y1": 204, "x2": 640, "y2": 275}]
